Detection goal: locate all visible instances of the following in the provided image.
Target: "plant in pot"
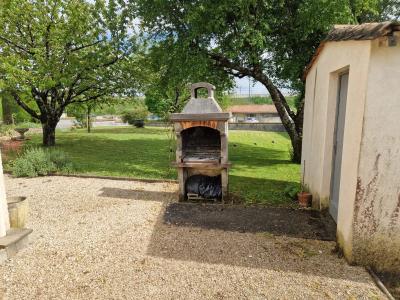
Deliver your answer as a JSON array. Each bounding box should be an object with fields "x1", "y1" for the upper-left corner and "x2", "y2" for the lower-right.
[{"x1": 298, "y1": 163, "x2": 312, "y2": 207}]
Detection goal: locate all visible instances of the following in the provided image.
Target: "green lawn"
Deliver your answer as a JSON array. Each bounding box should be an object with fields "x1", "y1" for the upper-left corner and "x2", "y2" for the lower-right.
[{"x1": 12, "y1": 127, "x2": 300, "y2": 205}]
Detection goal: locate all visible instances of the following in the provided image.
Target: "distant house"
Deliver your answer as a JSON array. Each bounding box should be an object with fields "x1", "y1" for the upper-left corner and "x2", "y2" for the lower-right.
[{"x1": 226, "y1": 104, "x2": 280, "y2": 123}]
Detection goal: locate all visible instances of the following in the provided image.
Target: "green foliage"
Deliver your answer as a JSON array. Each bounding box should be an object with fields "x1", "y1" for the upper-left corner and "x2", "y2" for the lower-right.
[
  {"x1": 1, "y1": 91, "x2": 32, "y2": 124},
  {"x1": 0, "y1": 124, "x2": 15, "y2": 137},
  {"x1": 284, "y1": 183, "x2": 301, "y2": 200},
  {"x1": 12, "y1": 148, "x2": 54, "y2": 177},
  {"x1": 92, "y1": 97, "x2": 146, "y2": 116},
  {"x1": 11, "y1": 148, "x2": 73, "y2": 177},
  {"x1": 136, "y1": 0, "x2": 352, "y2": 92},
  {"x1": 67, "y1": 103, "x2": 92, "y2": 128},
  {"x1": 0, "y1": 0, "x2": 139, "y2": 145},
  {"x1": 12, "y1": 157, "x2": 37, "y2": 177},
  {"x1": 48, "y1": 149, "x2": 73, "y2": 172},
  {"x1": 14, "y1": 121, "x2": 41, "y2": 129},
  {"x1": 139, "y1": 32, "x2": 234, "y2": 118},
  {"x1": 135, "y1": 0, "x2": 395, "y2": 161},
  {"x1": 121, "y1": 107, "x2": 149, "y2": 127}
]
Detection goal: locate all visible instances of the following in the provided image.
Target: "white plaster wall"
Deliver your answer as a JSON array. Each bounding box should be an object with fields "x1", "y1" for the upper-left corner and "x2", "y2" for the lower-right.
[
  {"x1": 0, "y1": 151, "x2": 10, "y2": 237},
  {"x1": 302, "y1": 40, "x2": 371, "y2": 258},
  {"x1": 352, "y1": 36, "x2": 400, "y2": 272}
]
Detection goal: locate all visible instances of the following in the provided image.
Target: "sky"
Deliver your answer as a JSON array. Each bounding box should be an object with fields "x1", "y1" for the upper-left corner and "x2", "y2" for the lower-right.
[
  {"x1": 233, "y1": 77, "x2": 293, "y2": 96},
  {"x1": 233, "y1": 77, "x2": 268, "y2": 96}
]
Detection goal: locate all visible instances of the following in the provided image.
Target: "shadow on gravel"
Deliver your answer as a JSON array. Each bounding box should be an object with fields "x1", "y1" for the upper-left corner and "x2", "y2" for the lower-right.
[
  {"x1": 144, "y1": 201, "x2": 376, "y2": 282},
  {"x1": 100, "y1": 187, "x2": 372, "y2": 282},
  {"x1": 98, "y1": 187, "x2": 176, "y2": 201},
  {"x1": 162, "y1": 203, "x2": 336, "y2": 240}
]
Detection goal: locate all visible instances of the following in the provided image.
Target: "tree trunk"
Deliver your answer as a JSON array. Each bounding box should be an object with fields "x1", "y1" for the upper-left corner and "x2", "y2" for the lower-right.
[
  {"x1": 42, "y1": 120, "x2": 57, "y2": 147},
  {"x1": 1, "y1": 93, "x2": 14, "y2": 124},
  {"x1": 86, "y1": 106, "x2": 91, "y2": 133},
  {"x1": 208, "y1": 53, "x2": 304, "y2": 163},
  {"x1": 257, "y1": 77, "x2": 303, "y2": 163},
  {"x1": 283, "y1": 119, "x2": 302, "y2": 164},
  {"x1": 291, "y1": 134, "x2": 302, "y2": 163}
]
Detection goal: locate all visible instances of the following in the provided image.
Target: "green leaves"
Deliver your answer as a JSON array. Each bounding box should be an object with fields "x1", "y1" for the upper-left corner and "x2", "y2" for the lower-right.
[
  {"x1": 0, "y1": 0, "x2": 139, "y2": 122},
  {"x1": 136, "y1": 0, "x2": 396, "y2": 94}
]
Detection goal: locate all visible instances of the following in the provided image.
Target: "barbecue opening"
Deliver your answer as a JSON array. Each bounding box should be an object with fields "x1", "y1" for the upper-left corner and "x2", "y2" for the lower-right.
[{"x1": 181, "y1": 126, "x2": 221, "y2": 162}]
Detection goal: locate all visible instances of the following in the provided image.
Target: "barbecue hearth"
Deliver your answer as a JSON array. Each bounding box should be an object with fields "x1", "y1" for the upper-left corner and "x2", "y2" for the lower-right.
[{"x1": 171, "y1": 82, "x2": 231, "y2": 202}]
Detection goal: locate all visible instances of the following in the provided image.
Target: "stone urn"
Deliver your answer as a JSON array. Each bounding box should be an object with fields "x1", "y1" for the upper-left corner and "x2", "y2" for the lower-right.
[
  {"x1": 7, "y1": 196, "x2": 29, "y2": 228},
  {"x1": 14, "y1": 128, "x2": 29, "y2": 140}
]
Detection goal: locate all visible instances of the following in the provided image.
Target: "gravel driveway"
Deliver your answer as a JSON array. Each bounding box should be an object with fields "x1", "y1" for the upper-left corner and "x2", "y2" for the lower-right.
[{"x1": 0, "y1": 176, "x2": 385, "y2": 299}]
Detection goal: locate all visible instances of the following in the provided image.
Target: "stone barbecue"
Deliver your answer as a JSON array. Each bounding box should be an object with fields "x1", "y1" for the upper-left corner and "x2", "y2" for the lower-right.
[{"x1": 171, "y1": 82, "x2": 231, "y2": 202}]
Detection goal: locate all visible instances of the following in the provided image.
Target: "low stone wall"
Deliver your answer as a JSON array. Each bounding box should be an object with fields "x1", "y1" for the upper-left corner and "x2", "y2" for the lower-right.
[
  {"x1": 146, "y1": 122, "x2": 171, "y2": 128},
  {"x1": 147, "y1": 121, "x2": 285, "y2": 132},
  {"x1": 228, "y1": 122, "x2": 285, "y2": 132}
]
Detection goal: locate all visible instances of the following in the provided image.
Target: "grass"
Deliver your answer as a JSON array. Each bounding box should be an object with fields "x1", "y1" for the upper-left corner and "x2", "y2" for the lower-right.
[{"x1": 4, "y1": 126, "x2": 300, "y2": 205}]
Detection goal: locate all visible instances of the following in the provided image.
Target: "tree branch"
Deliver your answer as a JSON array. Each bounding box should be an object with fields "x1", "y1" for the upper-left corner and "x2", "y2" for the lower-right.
[
  {"x1": 0, "y1": 35, "x2": 34, "y2": 55},
  {"x1": 70, "y1": 40, "x2": 103, "y2": 52},
  {"x1": 10, "y1": 91, "x2": 40, "y2": 120},
  {"x1": 277, "y1": 89, "x2": 296, "y2": 120},
  {"x1": 208, "y1": 52, "x2": 298, "y2": 138}
]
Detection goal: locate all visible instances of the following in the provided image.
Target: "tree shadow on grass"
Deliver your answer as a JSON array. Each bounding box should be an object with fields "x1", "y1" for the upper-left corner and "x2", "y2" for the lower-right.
[
  {"x1": 54, "y1": 135, "x2": 176, "y2": 179},
  {"x1": 50, "y1": 134, "x2": 298, "y2": 184},
  {"x1": 88, "y1": 127, "x2": 171, "y2": 135}
]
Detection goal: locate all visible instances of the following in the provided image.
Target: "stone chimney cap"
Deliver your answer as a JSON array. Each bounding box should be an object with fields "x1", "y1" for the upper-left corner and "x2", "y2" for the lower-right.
[{"x1": 190, "y1": 82, "x2": 216, "y2": 99}]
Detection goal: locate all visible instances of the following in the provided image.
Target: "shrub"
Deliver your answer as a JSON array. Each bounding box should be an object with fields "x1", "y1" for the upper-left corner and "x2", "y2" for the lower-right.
[
  {"x1": 11, "y1": 148, "x2": 74, "y2": 177},
  {"x1": 15, "y1": 121, "x2": 41, "y2": 129},
  {"x1": 284, "y1": 183, "x2": 301, "y2": 200},
  {"x1": 12, "y1": 148, "x2": 54, "y2": 177},
  {"x1": 12, "y1": 158, "x2": 37, "y2": 177},
  {"x1": 48, "y1": 149, "x2": 71, "y2": 171},
  {"x1": 121, "y1": 107, "x2": 149, "y2": 128},
  {"x1": 0, "y1": 124, "x2": 15, "y2": 137}
]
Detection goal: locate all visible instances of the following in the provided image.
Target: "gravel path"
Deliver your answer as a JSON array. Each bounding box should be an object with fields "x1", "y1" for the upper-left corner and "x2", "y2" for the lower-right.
[{"x1": 0, "y1": 176, "x2": 385, "y2": 299}]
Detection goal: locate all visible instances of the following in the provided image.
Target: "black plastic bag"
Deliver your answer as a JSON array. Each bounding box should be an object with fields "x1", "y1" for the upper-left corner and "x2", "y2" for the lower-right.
[{"x1": 185, "y1": 175, "x2": 222, "y2": 199}]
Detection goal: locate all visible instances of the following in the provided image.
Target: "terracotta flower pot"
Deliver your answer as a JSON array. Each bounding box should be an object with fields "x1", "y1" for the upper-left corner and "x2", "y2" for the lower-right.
[{"x1": 297, "y1": 192, "x2": 312, "y2": 207}]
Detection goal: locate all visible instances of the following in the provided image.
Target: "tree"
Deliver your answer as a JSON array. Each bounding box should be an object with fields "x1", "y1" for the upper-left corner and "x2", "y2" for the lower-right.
[
  {"x1": 1, "y1": 91, "x2": 14, "y2": 124},
  {"x1": 140, "y1": 38, "x2": 234, "y2": 119},
  {"x1": 135, "y1": 0, "x2": 396, "y2": 162},
  {"x1": 0, "y1": 0, "x2": 138, "y2": 146}
]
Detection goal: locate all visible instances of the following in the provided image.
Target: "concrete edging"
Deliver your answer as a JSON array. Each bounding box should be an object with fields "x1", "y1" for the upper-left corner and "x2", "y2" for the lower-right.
[{"x1": 44, "y1": 173, "x2": 178, "y2": 184}]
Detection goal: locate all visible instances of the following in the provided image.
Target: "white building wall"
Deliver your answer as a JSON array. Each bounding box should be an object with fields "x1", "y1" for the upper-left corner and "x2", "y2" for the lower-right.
[
  {"x1": 353, "y1": 36, "x2": 400, "y2": 272},
  {"x1": 302, "y1": 40, "x2": 371, "y2": 259}
]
